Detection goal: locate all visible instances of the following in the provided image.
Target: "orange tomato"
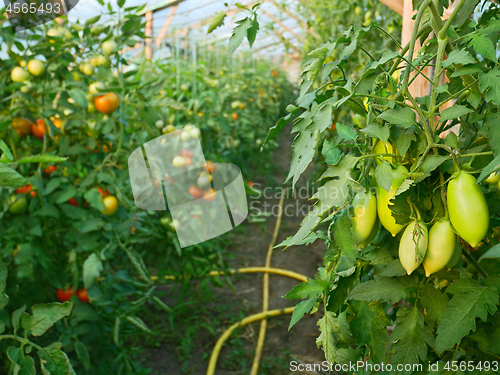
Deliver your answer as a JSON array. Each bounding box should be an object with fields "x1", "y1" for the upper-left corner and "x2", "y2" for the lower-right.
[
  {"x1": 330, "y1": 123, "x2": 336, "y2": 131},
  {"x1": 31, "y1": 119, "x2": 45, "y2": 139},
  {"x1": 203, "y1": 188, "x2": 217, "y2": 202},
  {"x1": 183, "y1": 156, "x2": 193, "y2": 166},
  {"x1": 232, "y1": 113, "x2": 238, "y2": 121},
  {"x1": 247, "y1": 181, "x2": 254, "y2": 187},
  {"x1": 53, "y1": 119, "x2": 62, "y2": 129},
  {"x1": 30, "y1": 191, "x2": 37, "y2": 198},
  {"x1": 94, "y1": 92, "x2": 119, "y2": 114},
  {"x1": 188, "y1": 186, "x2": 203, "y2": 199},
  {"x1": 77, "y1": 289, "x2": 90, "y2": 303},
  {"x1": 12, "y1": 118, "x2": 33, "y2": 137},
  {"x1": 272, "y1": 69, "x2": 278, "y2": 77}
]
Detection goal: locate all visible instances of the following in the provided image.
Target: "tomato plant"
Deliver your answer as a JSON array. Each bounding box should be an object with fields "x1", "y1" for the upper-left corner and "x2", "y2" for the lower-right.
[
  {"x1": 266, "y1": 0, "x2": 500, "y2": 369},
  {"x1": 0, "y1": 1, "x2": 293, "y2": 373}
]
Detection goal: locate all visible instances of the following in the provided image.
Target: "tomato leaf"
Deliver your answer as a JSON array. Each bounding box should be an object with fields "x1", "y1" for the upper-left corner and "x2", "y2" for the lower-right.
[
  {"x1": 379, "y1": 259, "x2": 407, "y2": 277},
  {"x1": 246, "y1": 15, "x2": 259, "y2": 48},
  {"x1": 322, "y1": 140, "x2": 343, "y2": 165},
  {"x1": 336, "y1": 123, "x2": 358, "y2": 141},
  {"x1": 284, "y1": 278, "x2": 327, "y2": 300},
  {"x1": 0, "y1": 164, "x2": 26, "y2": 187},
  {"x1": 69, "y1": 89, "x2": 88, "y2": 108},
  {"x1": 439, "y1": 105, "x2": 473, "y2": 122},
  {"x1": 316, "y1": 311, "x2": 359, "y2": 364},
  {"x1": 289, "y1": 298, "x2": 316, "y2": 330},
  {"x1": 350, "y1": 301, "x2": 390, "y2": 364},
  {"x1": 391, "y1": 308, "x2": 434, "y2": 372},
  {"x1": 228, "y1": 17, "x2": 252, "y2": 56},
  {"x1": 0, "y1": 260, "x2": 6, "y2": 295},
  {"x1": 21, "y1": 302, "x2": 73, "y2": 337},
  {"x1": 348, "y1": 275, "x2": 412, "y2": 304},
  {"x1": 7, "y1": 346, "x2": 36, "y2": 375},
  {"x1": 0, "y1": 140, "x2": 13, "y2": 161},
  {"x1": 38, "y1": 342, "x2": 76, "y2": 375},
  {"x1": 43, "y1": 178, "x2": 61, "y2": 196},
  {"x1": 420, "y1": 285, "x2": 449, "y2": 322},
  {"x1": 476, "y1": 155, "x2": 500, "y2": 183},
  {"x1": 83, "y1": 253, "x2": 103, "y2": 289},
  {"x1": 470, "y1": 33, "x2": 497, "y2": 62},
  {"x1": 83, "y1": 188, "x2": 106, "y2": 211},
  {"x1": 11, "y1": 305, "x2": 26, "y2": 332},
  {"x1": 479, "y1": 70, "x2": 500, "y2": 107},
  {"x1": 15, "y1": 154, "x2": 67, "y2": 164},
  {"x1": 435, "y1": 279, "x2": 499, "y2": 354},
  {"x1": 125, "y1": 315, "x2": 152, "y2": 333},
  {"x1": 335, "y1": 214, "x2": 356, "y2": 261},
  {"x1": 375, "y1": 162, "x2": 393, "y2": 192},
  {"x1": 361, "y1": 124, "x2": 390, "y2": 144},
  {"x1": 378, "y1": 106, "x2": 416, "y2": 128},
  {"x1": 441, "y1": 49, "x2": 476, "y2": 67},
  {"x1": 207, "y1": 11, "x2": 226, "y2": 34},
  {"x1": 478, "y1": 243, "x2": 500, "y2": 262}
]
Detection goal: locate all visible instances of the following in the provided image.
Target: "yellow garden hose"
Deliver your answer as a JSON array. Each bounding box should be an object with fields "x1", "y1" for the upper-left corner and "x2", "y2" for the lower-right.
[
  {"x1": 206, "y1": 307, "x2": 295, "y2": 375},
  {"x1": 149, "y1": 267, "x2": 307, "y2": 282},
  {"x1": 250, "y1": 194, "x2": 285, "y2": 375}
]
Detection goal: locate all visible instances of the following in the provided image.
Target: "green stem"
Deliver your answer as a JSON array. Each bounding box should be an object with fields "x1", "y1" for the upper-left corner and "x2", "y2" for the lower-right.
[
  {"x1": 373, "y1": 25, "x2": 402, "y2": 49},
  {"x1": 0, "y1": 335, "x2": 46, "y2": 353},
  {"x1": 462, "y1": 249, "x2": 488, "y2": 278},
  {"x1": 435, "y1": 78, "x2": 479, "y2": 109},
  {"x1": 438, "y1": 0, "x2": 468, "y2": 39},
  {"x1": 429, "y1": 38, "x2": 448, "y2": 130}
]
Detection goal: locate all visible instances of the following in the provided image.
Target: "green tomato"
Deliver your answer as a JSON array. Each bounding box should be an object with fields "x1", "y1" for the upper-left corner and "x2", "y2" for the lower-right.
[
  {"x1": 27, "y1": 59, "x2": 46, "y2": 77},
  {"x1": 89, "y1": 81, "x2": 105, "y2": 95},
  {"x1": 377, "y1": 164, "x2": 408, "y2": 237},
  {"x1": 351, "y1": 191, "x2": 377, "y2": 247},
  {"x1": 485, "y1": 172, "x2": 500, "y2": 184},
  {"x1": 447, "y1": 171, "x2": 489, "y2": 247},
  {"x1": 423, "y1": 221, "x2": 456, "y2": 277},
  {"x1": 9, "y1": 195, "x2": 28, "y2": 214},
  {"x1": 160, "y1": 217, "x2": 172, "y2": 229},
  {"x1": 11, "y1": 67, "x2": 30, "y2": 82},
  {"x1": 373, "y1": 140, "x2": 393, "y2": 165},
  {"x1": 102, "y1": 40, "x2": 118, "y2": 55},
  {"x1": 446, "y1": 238, "x2": 463, "y2": 269},
  {"x1": 399, "y1": 220, "x2": 428, "y2": 275}
]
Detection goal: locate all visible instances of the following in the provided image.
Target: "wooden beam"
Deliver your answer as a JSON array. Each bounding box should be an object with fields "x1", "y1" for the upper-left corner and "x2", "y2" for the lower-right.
[
  {"x1": 378, "y1": 0, "x2": 404, "y2": 16},
  {"x1": 155, "y1": 4, "x2": 179, "y2": 49},
  {"x1": 145, "y1": 11, "x2": 154, "y2": 59},
  {"x1": 267, "y1": 0, "x2": 321, "y2": 39},
  {"x1": 260, "y1": 8, "x2": 304, "y2": 42}
]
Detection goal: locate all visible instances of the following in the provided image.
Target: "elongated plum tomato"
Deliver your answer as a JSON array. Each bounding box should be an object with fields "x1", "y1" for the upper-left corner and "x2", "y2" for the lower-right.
[
  {"x1": 56, "y1": 287, "x2": 76, "y2": 302},
  {"x1": 94, "y1": 93, "x2": 119, "y2": 114},
  {"x1": 100, "y1": 196, "x2": 118, "y2": 216},
  {"x1": 377, "y1": 164, "x2": 408, "y2": 236},
  {"x1": 374, "y1": 140, "x2": 393, "y2": 165},
  {"x1": 399, "y1": 220, "x2": 428, "y2": 275},
  {"x1": 484, "y1": 172, "x2": 500, "y2": 185},
  {"x1": 446, "y1": 237, "x2": 463, "y2": 269},
  {"x1": 447, "y1": 171, "x2": 489, "y2": 247},
  {"x1": 423, "y1": 220, "x2": 456, "y2": 277},
  {"x1": 351, "y1": 191, "x2": 377, "y2": 247}
]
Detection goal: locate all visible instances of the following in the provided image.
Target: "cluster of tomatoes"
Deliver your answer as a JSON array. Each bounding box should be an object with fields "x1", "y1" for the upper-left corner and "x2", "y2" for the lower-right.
[
  {"x1": 56, "y1": 287, "x2": 90, "y2": 304},
  {"x1": 351, "y1": 140, "x2": 490, "y2": 277},
  {"x1": 187, "y1": 162, "x2": 217, "y2": 202}
]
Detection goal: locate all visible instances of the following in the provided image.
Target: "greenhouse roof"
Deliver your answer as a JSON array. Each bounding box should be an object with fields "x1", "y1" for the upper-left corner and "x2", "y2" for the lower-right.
[{"x1": 67, "y1": 0, "x2": 308, "y2": 59}]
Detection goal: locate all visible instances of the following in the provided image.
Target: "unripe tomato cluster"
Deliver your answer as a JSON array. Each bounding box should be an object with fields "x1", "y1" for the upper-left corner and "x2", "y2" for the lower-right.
[{"x1": 351, "y1": 154, "x2": 490, "y2": 276}]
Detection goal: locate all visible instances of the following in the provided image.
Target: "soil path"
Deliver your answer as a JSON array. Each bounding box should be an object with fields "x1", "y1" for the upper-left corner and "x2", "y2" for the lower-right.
[{"x1": 147, "y1": 126, "x2": 328, "y2": 375}]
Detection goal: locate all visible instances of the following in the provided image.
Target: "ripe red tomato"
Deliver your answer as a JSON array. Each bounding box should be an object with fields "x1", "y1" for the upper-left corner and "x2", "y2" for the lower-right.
[
  {"x1": 15, "y1": 184, "x2": 32, "y2": 194},
  {"x1": 44, "y1": 165, "x2": 57, "y2": 175},
  {"x1": 68, "y1": 197, "x2": 78, "y2": 207},
  {"x1": 56, "y1": 287, "x2": 76, "y2": 302},
  {"x1": 188, "y1": 186, "x2": 203, "y2": 199},
  {"x1": 247, "y1": 181, "x2": 254, "y2": 187},
  {"x1": 330, "y1": 123, "x2": 336, "y2": 131},
  {"x1": 97, "y1": 187, "x2": 110, "y2": 199},
  {"x1": 31, "y1": 119, "x2": 45, "y2": 139},
  {"x1": 272, "y1": 69, "x2": 278, "y2": 77},
  {"x1": 30, "y1": 191, "x2": 37, "y2": 198},
  {"x1": 77, "y1": 289, "x2": 90, "y2": 303},
  {"x1": 94, "y1": 92, "x2": 119, "y2": 114}
]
